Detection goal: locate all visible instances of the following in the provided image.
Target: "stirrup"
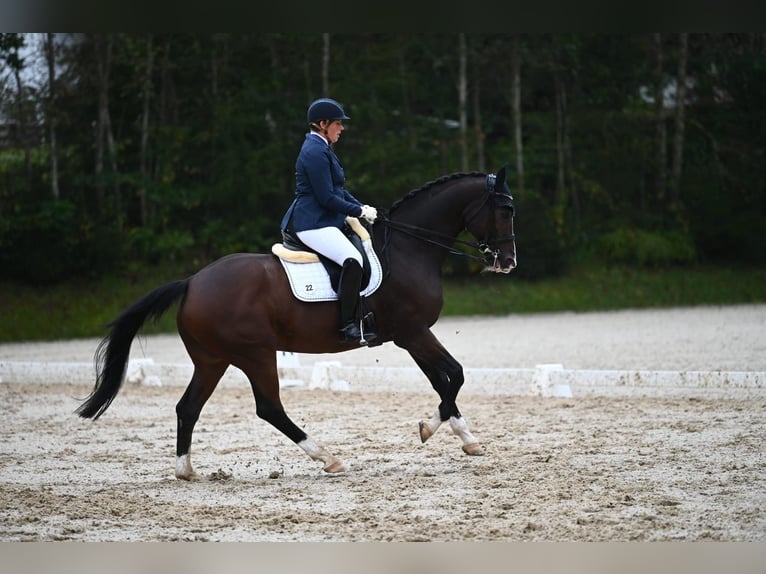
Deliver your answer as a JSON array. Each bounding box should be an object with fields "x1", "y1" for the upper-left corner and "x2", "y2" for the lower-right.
[{"x1": 339, "y1": 322, "x2": 366, "y2": 345}]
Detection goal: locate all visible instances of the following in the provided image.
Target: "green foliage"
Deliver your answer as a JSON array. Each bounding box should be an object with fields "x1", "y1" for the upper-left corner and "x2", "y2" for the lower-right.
[
  {"x1": 512, "y1": 191, "x2": 568, "y2": 279},
  {"x1": 1, "y1": 33, "x2": 765, "y2": 286},
  {"x1": 126, "y1": 227, "x2": 194, "y2": 264},
  {"x1": 441, "y1": 264, "x2": 766, "y2": 316},
  {"x1": 3, "y1": 263, "x2": 764, "y2": 343},
  {"x1": 0, "y1": 200, "x2": 123, "y2": 283},
  {"x1": 0, "y1": 262, "x2": 187, "y2": 342},
  {"x1": 596, "y1": 227, "x2": 697, "y2": 267}
]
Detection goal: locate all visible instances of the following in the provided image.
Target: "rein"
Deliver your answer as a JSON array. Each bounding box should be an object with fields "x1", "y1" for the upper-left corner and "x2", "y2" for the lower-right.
[
  {"x1": 378, "y1": 216, "x2": 491, "y2": 263},
  {"x1": 377, "y1": 173, "x2": 515, "y2": 270}
]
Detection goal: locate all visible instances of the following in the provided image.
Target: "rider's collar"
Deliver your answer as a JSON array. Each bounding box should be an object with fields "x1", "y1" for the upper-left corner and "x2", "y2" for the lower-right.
[{"x1": 309, "y1": 131, "x2": 329, "y2": 146}]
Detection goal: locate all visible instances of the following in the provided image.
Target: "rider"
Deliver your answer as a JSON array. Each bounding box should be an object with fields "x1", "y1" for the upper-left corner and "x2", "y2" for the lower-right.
[{"x1": 280, "y1": 97, "x2": 378, "y2": 344}]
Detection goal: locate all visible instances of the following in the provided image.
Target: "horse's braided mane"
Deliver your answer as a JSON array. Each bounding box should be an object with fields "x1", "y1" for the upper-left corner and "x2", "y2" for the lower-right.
[{"x1": 389, "y1": 171, "x2": 485, "y2": 214}]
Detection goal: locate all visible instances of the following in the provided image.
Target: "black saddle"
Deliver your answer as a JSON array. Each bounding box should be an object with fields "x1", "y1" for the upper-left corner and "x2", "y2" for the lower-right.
[{"x1": 281, "y1": 224, "x2": 373, "y2": 293}]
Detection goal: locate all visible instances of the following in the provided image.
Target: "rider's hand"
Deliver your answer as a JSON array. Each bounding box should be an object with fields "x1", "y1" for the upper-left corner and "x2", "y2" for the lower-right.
[{"x1": 360, "y1": 205, "x2": 378, "y2": 223}]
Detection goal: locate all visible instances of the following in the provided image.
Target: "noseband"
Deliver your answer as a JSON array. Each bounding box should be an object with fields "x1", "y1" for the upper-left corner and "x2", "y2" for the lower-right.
[
  {"x1": 378, "y1": 173, "x2": 515, "y2": 268},
  {"x1": 468, "y1": 173, "x2": 516, "y2": 258}
]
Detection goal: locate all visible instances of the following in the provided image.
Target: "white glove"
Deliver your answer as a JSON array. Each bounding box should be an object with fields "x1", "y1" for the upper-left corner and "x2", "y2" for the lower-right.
[{"x1": 360, "y1": 204, "x2": 377, "y2": 223}]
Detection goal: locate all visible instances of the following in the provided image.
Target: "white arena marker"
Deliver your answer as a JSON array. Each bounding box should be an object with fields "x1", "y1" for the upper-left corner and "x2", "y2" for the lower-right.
[
  {"x1": 535, "y1": 363, "x2": 573, "y2": 398},
  {"x1": 277, "y1": 352, "x2": 301, "y2": 368},
  {"x1": 126, "y1": 358, "x2": 159, "y2": 386},
  {"x1": 329, "y1": 379, "x2": 350, "y2": 392},
  {"x1": 0, "y1": 360, "x2": 763, "y2": 399},
  {"x1": 309, "y1": 361, "x2": 342, "y2": 390},
  {"x1": 277, "y1": 352, "x2": 305, "y2": 387}
]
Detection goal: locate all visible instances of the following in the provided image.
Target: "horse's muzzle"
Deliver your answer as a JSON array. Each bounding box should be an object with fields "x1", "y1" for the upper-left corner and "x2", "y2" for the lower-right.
[{"x1": 483, "y1": 252, "x2": 516, "y2": 274}]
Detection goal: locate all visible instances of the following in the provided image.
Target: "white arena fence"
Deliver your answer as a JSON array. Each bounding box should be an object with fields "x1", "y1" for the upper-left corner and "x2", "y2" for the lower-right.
[{"x1": 0, "y1": 353, "x2": 763, "y2": 400}]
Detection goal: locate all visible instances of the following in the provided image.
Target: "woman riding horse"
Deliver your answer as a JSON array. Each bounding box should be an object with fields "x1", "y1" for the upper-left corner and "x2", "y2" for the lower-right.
[
  {"x1": 76, "y1": 163, "x2": 516, "y2": 480},
  {"x1": 280, "y1": 98, "x2": 378, "y2": 344}
]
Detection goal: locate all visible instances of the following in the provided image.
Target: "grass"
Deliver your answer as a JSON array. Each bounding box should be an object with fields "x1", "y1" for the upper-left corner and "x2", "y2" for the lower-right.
[
  {"x1": 442, "y1": 264, "x2": 766, "y2": 315},
  {"x1": 2, "y1": 263, "x2": 765, "y2": 343},
  {"x1": 0, "y1": 263, "x2": 189, "y2": 343}
]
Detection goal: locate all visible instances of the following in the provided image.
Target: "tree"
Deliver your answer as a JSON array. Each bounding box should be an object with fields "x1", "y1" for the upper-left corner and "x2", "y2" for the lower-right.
[
  {"x1": 457, "y1": 33, "x2": 468, "y2": 171},
  {"x1": 1, "y1": 33, "x2": 764, "y2": 283},
  {"x1": 471, "y1": 35, "x2": 485, "y2": 173},
  {"x1": 133, "y1": 35, "x2": 153, "y2": 226},
  {"x1": 511, "y1": 34, "x2": 524, "y2": 194},
  {"x1": 550, "y1": 35, "x2": 579, "y2": 226},
  {"x1": 0, "y1": 33, "x2": 31, "y2": 181},
  {"x1": 44, "y1": 33, "x2": 60, "y2": 199},
  {"x1": 653, "y1": 33, "x2": 667, "y2": 205},
  {"x1": 670, "y1": 32, "x2": 688, "y2": 213},
  {"x1": 93, "y1": 33, "x2": 120, "y2": 220},
  {"x1": 322, "y1": 33, "x2": 330, "y2": 96}
]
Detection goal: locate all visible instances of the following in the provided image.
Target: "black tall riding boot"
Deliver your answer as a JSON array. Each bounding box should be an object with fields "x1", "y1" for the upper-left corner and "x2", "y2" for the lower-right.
[{"x1": 338, "y1": 258, "x2": 364, "y2": 343}]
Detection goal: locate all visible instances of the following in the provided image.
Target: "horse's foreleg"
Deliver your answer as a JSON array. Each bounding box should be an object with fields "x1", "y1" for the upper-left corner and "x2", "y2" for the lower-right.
[
  {"x1": 405, "y1": 331, "x2": 485, "y2": 456},
  {"x1": 449, "y1": 415, "x2": 485, "y2": 455},
  {"x1": 410, "y1": 355, "x2": 450, "y2": 443},
  {"x1": 418, "y1": 409, "x2": 443, "y2": 443},
  {"x1": 420, "y1": 411, "x2": 484, "y2": 455}
]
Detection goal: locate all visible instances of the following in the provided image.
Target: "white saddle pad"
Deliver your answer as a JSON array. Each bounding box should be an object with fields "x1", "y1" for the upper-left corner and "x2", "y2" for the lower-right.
[{"x1": 278, "y1": 238, "x2": 383, "y2": 302}]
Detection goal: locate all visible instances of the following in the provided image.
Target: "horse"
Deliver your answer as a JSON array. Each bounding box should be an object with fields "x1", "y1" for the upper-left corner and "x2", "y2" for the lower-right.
[{"x1": 75, "y1": 165, "x2": 517, "y2": 479}]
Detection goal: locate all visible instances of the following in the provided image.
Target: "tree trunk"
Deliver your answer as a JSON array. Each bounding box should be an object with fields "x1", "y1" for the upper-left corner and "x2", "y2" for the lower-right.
[
  {"x1": 653, "y1": 33, "x2": 667, "y2": 206},
  {"x1": 322, "y1": 33, "x2": 330, "y2": 96},
  {"x1": 264, "y1": 34, "x2": 290, "y2": 194},
  {"x1": 554, "y1": 71, "x2": 566, "y2": 205},
  {"x1": 471, "y1": 39, "x2": 485, "y2": 173},
  {"x1": 45, "y1": 33, "x2": 60, "y2": 199},
  {"x1": 95, "y1": 34, "x2": 121, "y2": 224},
  {"x1": 265, "y1": 33, "x2": 281, "y2": 137},
  {"x1": 511, "y1": 35, "x2": 524, "y2": 194},
  {"x1": 151, "y1": 35, "x2": 173, "y2": 226},
  {"x1": 139, "y1": 35, "x2": 154, "y2": 226},
  {"x1": 562, "y1": 79, "x2": 579, "y2": 226},
  {"x1": 398, "y1": 42, "x2": 417, "y2": 153},
  {"x1": 94, "y1": 36, "x2": 105, "y2": 211},
  {"x1": 158, "y1": 35, "x2": 171, "y2": 127},
  {"x1": 670, "y1": 32, "x2": 688, "y2": 211},
  {"x1": 458, "y1": 33, "x2": 468, "y2": 172},
  {"x1": 12, "y1": 63, "x2": 31, "y2": 181}
]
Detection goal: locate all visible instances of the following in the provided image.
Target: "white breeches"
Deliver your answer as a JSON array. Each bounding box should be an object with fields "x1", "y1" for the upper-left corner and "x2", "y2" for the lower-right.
[{"x1": 296, "y1": 226, "x2": 363, "y2": 266}]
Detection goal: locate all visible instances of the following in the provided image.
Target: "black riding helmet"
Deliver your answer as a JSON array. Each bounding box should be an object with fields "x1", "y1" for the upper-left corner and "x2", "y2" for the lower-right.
[{"x1": 307, "y1": 98, "x2": 351, "y2": 124}]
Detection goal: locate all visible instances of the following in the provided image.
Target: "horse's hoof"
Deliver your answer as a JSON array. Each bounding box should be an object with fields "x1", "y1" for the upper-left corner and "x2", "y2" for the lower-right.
[
  {"x1": 419, "y1": 420, "x2": 433, "y2": 443},
  {"x1": 323, "y1": 460, "x2": 347, "y2": 474},
  {"x1": 175, "y1": 471, "x2": 203, "y2": 481},
  {"x1": 462, "y1": 443, "x2": 485, "y2": 456}
]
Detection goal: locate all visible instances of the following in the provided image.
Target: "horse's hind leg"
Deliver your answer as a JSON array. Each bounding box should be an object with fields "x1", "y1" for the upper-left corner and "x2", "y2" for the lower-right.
[
  {"x1": 239, "y1": 349, "x2": 346, "y2": 473},
  {"x1": 403, "y1": 330, "x2": 485, "y2": 456},
  {"x1": 175, "y1": 360, "x2": 228, "y2": 480}
]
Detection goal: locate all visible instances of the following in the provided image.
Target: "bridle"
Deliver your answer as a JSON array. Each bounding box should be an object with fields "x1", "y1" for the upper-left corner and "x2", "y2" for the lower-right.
[
  {"x1": 465, "y1": 172, "x2": 516, "y2": 259},
  {"x1": 377, "y1": 173, "x2": 515, "y2": 268}
]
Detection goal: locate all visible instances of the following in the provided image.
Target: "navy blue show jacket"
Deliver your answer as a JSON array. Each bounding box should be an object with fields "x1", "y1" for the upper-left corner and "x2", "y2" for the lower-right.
[{"x1": 280, "y1": 133, "x2": 364, "y2": 233}]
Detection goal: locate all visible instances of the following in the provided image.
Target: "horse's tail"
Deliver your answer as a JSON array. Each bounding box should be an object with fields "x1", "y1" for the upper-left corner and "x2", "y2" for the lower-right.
[{"x1": 75, "y1": 279, "x2": 190, "y2": 420}]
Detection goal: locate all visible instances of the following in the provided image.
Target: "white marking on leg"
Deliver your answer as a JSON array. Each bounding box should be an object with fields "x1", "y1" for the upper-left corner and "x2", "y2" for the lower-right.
[
  {"x1": 449, "y1": 416, "x2": 485, "y2": 455},
  {"x1": 419, "y1": 409, "x2": 443, "y2": 442},
  {"x1": 175, "y1": 453, "x2": 201, "y2": 480},
  {"x1": 299, "y1": 437, "x2": 346, "y2": 473},
  {"x1": 427, "y1": 410, "x2": 443, "y2": 434}
]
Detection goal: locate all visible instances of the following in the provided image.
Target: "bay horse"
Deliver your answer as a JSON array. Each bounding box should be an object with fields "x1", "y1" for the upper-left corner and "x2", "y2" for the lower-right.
[{"x1": 76, "y1": 165, "x2": 516, "y2": 479}]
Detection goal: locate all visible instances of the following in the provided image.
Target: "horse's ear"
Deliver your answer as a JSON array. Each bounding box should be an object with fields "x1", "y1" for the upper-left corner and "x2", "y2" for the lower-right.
[{"x1": 495, "y1": 164, "x2": 508, "y2": 188}]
